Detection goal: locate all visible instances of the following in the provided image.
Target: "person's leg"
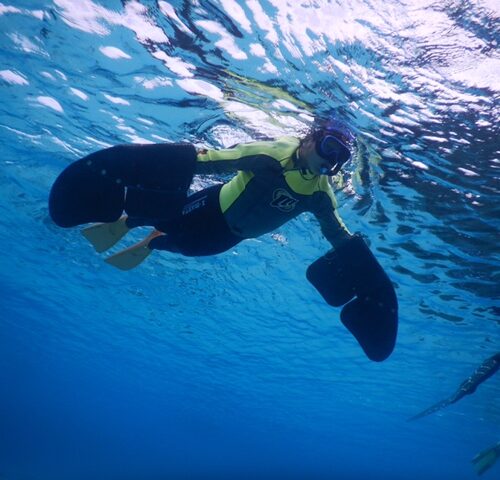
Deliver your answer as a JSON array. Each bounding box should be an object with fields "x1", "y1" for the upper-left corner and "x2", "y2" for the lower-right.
[
  {"x1": 104, "y1": 184, "x2": 242, "y2": 270},
  {"x1": 149, "y1": 184, "x2": 242, "y2": 257},
  {"x1": 124, "y1": 216, "x2": 152, "y2": 229}
]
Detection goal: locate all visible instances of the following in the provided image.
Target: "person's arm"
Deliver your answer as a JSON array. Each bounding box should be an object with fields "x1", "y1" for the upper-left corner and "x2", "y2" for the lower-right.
[
  {"x1": 311, "y1": 183, "x2": 352, "y2": 249},
  {"x1": 195, "y1": 138, "x2": 298, "y2": 175}
]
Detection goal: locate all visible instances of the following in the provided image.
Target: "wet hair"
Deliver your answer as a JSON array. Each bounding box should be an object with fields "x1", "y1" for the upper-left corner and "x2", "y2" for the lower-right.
[{"x1": 301, "y1": 117, "x2": 355, "y2": 147}]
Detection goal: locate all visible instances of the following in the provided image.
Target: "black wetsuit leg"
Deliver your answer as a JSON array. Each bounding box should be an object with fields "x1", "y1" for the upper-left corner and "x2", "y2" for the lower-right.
[{"x1": 149, "y1": 184, "x2": 243, "y2": 257}]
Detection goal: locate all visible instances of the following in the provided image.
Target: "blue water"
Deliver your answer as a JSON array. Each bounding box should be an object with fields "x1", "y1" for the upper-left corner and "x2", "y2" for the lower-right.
[{"x1": 0, "y1": 1, "x2": 499, "y2": 479}]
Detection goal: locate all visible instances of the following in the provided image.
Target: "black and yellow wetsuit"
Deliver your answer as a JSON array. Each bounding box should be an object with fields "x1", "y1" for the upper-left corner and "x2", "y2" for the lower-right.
[{"x1": 150, "y1": 137, "x2": 351, "y2": 256}]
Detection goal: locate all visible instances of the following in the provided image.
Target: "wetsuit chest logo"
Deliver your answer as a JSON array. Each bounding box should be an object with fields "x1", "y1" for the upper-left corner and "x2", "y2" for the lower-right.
[{"x1": 270, "y1": 188, "x2": 299, "y2": 212}]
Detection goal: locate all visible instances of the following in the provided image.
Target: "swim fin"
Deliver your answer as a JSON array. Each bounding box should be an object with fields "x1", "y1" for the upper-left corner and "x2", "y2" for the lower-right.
[
  {"x1": 471, "y1": 441, "x2": 500, "y2": 476},
  {"x1": 81, "y1": 215, "x2": 130, "y2": 253},
  {"x1": 104, "y1": 230, "x2": 163, "y2": 271},
  {"x1": 407, "y1": 398, "x2": 453, "y2": 421},
  {"x1": 307, "y1": 234, "x2": 398, "y2": 362},
  {"x1": 49, "y1": 143, "x2": 197, "y2": 228}
]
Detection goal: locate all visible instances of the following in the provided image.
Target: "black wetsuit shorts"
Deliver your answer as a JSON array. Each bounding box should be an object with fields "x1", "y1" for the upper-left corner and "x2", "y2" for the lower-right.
[{"x1": 149, "y1": 184, "x2": 242, "y2": 256}]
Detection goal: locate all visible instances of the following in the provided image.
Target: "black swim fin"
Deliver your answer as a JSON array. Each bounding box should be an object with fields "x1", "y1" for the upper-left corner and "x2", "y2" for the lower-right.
[
  {"x1": 49, "y1": 153, "x2": 124, "y2": 227},
  {"x1": 49, "y1": 143, "x2": 197, "y2": 228},
  {"x1": 307, "y1": 235, "x2": 398, "y2": 362}
]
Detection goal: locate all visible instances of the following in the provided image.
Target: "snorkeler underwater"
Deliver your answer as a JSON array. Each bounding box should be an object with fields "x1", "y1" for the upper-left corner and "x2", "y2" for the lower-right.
[{"x1": 48, "y1": 119, "x2": 399, "y2": 362}]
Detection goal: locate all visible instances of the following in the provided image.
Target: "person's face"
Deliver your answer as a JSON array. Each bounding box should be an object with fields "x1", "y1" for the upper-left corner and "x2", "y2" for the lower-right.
[{"x1": 300, "y1": 137, "x2": 333, "y2": 175}]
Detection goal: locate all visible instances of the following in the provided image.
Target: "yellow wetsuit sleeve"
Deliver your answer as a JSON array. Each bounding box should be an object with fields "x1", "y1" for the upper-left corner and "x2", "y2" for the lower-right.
[
  {"x1": 313, "y1": 177, "x2": 352, "y2": 248},
  {"x1": 196, "y1": 138, "x2": 299, "y2": 175}
]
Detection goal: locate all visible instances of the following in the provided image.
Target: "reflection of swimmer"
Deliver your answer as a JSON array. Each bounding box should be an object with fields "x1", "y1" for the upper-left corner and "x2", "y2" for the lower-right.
[
  {"x1": 409, "y1": 352, "x2": 500, "y2": 421},
  {"x1": 48, "y1": 118, "x2": 398, "y2": 361},
  {"x1": 472, "y1": 441, "x2": 500, "y2": 476}
]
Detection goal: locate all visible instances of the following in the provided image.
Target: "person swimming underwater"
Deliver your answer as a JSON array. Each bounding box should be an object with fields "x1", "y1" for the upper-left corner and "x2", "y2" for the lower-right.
[
  {"x1": 408, "y1": 352, "x2": 500, "y2": 421},
  {"x1": 48, "y1": 118, "x2": 398, "y2": 362}
]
